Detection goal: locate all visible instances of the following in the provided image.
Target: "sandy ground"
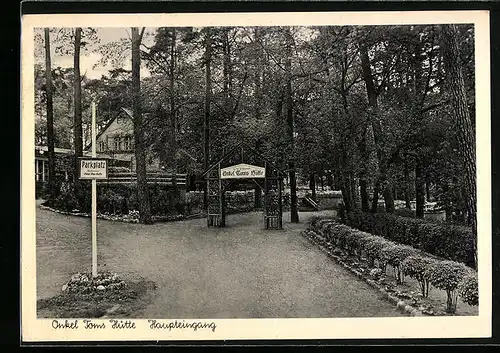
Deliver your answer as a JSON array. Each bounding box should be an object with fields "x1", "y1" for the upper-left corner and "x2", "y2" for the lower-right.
[{"x1": 36, "y1": 206, "x2": 404, "y2": 318}]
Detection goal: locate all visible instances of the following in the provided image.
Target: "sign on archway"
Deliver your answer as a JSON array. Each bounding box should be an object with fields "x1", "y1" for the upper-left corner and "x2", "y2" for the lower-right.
[
  {"x1": 221, "y1": 163, "x2": 265, "y2": 179},
  {"x1": 202, "y1": 142, "x2": 283, "y2": 230}
]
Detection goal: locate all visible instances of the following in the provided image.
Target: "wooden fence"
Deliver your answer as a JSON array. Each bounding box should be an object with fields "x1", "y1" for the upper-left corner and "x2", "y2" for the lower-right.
[{"x1": 97, "y1": 172, "x2": 188, "y2": 186}]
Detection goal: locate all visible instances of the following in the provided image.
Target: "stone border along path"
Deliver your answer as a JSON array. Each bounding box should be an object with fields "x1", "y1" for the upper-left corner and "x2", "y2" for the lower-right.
[
  {"x1": 36, "y1": 206, "x2": 407, "y2": 318},
  {"x1": 302, "y1": 229, "x2": 424, "y2": 317}
]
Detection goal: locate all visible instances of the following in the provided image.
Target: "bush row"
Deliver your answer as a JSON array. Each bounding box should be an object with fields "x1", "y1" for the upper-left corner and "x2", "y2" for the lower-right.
[
  {"x1": 45, "y1": 182, "x2": 186, "y2": 217},
  {"x1": 45, "y1": 183, "x2": 264, "y2": 218},
  {"x1": 308, "y1": 218, "x2": 478, "y2": 313},
  {"x1": 343, "y1": 210, "x2": 476, "y2": 269}
]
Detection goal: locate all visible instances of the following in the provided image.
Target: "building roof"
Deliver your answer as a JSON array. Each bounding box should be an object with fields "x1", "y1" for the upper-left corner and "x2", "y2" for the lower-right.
[{"x1": 85, "y1": 107, "x2": 134, "y2": 151}]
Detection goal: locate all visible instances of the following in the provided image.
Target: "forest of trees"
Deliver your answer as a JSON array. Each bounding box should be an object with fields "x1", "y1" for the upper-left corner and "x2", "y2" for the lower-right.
[{"x1": 34, "y1": 25, "x2": 476, "y2": 237}]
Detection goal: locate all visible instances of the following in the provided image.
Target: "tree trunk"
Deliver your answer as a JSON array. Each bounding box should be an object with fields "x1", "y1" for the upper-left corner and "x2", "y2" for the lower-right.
[
  {"x1": 360, "y1": 43, "x2": 385, "y2": 214},
  {"x1": 73, "y1": 28, "x2": 83, "y2": 206},
  {"x1": 285, "y1": 29, "x2": 299, "y2": 223},
  {"x1": 203, "y1": 28, "x2": 212, "y2": 210},
  {"x1": 326, "y1": 172, "x2": 334, "y2": 190},
  {"x1": 341, "y1": 173, "x2": 354, "y2": 212},
  {"x1": 254, "y1": 141, "x2": 263, "y2": 209},
  {"x1": 309, "y1": 173, "x2": 316, "y2": 201},
  {"x1": 131, "y1": 27, "x2": 152, "y2": 224},
  {"x1": 415, "y1": 159, "x2": 425, "y2": 218},
  {"x1": 425, "y1": 174, "x2": 431, "y2": 202},
  {"x1": 253, "y1": 28, "x2": 263, "y2": 210},
  {"x1": 351, "y1": 174, "x2": 359, "y2": 208},
  {"x1": 358, "y1": 127, "x2": 370, "y2": 212},
  {"x1": 169, "y1": 28, "x2": 178, "y2": 198},
  {"x1": 442, "y1": 24, "x2": 477, "y2": 267},
  {"x1": 73, "y1": 27, "x2": 83, "y2": 158},
  {"x1": 359, "y1": 178, "x2": 370, "y2": 212},
  {"x1": 383, "y1": 182, "x2": 395, "y2": 213},
  {"x1": 371, "y1": 178, "x2": 381, "y2": 213},
  {"x1": 404, "y1": 157, "x2": 412, "y2": 209},
  {"x1": 223, "y1": 28, "x2": 232, "y2": 111},
  {"x1": 360, "y1": 44, "x2": 378, "y2": 108},
  {"x1": 44, "y1": 29, "x2": 56, "y2": 199}
]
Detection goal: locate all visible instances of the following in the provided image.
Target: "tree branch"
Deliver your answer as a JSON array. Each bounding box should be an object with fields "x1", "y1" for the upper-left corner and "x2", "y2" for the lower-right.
[{"x1": 139, "y1": 27, "x2": 146, "y2": 43}]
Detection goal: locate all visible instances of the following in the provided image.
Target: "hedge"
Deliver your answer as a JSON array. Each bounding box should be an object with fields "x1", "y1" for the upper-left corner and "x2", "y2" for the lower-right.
[
  {"x1": 44, "y1": 182, "x2": 261, "y2": 218},
  {"x1": 44, "y1": 182, "x2": 183, "y2": 216},
  {"x1": 308, "y1": 219, "x2": 478, "y2": 313},
  {"x1": 344, "y1": 210, "x2": 475, "y2": 269}
]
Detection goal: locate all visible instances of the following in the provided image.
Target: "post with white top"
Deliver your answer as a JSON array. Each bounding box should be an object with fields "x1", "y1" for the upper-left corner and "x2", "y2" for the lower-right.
[{"x1": 91, "y1": 101, "x2": 98, "y2": 278}]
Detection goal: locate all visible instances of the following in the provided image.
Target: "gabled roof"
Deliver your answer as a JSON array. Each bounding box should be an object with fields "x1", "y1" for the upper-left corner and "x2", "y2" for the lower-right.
[
  {"x1": 85, "y1": 107, "x2": 133, "y2": 151},
  {"x1": 201, "y1": 141, "x2": 284, "y2": 177}
]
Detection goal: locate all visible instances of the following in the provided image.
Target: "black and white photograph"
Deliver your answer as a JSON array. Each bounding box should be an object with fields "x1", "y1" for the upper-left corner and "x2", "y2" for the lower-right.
[{"x1": 21, "y1": 11, "x2": 492, "y2": 341}]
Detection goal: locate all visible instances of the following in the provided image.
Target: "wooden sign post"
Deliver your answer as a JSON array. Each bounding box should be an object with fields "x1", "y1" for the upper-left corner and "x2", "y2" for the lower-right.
[{"x1": 78, "y1": 102, "x2": 107, "y2": 278}]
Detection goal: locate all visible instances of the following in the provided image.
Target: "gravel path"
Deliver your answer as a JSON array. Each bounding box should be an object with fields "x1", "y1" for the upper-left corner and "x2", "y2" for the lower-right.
[{"x1": 36, "y1": 207, "x2": 403, "y2": 318}]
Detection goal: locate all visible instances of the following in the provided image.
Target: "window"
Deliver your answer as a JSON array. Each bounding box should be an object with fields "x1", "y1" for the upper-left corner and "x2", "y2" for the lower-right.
[
  {"x1": 113, "y1": 137, "x2": 120, "y2": 151},
  {"x1": 35, "y1": 160, "x2": 39, "y2": 181},
  {"x1": 124, "y1": 136, "x2": 133, "y2": 151},
  {"x1": 35, "y1": 159, "x2": 47, "y2": 182},
  {"x1": 43, "y1": 160, "x2": 48, "y2": 181}
]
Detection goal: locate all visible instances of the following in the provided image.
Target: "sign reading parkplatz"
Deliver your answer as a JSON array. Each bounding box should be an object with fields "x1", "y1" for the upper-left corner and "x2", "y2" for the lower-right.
[
  {"x1": 220, "y1": 163, "x2": 265, "y2": 179},
  {"x1": 79, "y1": 158, "x2": 108, "y2": 179}
]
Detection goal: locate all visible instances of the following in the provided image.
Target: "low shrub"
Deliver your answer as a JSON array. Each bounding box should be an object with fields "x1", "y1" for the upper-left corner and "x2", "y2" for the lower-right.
[
  {"x1": 380, "y1": 244, "x2": 417, "y2": 284},
  {"x1": 361, "y1": 237, "x2": 394, "y2": 268},
  {"x1": 344, "y1": 211, "x2": 475, "y2": 269},
  {"x1": 402, "y1": 255, "x2": 437, "y2": 297},
  {"x1": 51, "y1": 181, "x2": 79, "y2": 212},
  {"x1": 307, "y1": 217, "x2": 479, "y2": 313},
  {"x1": 49, "y1": 182, "x2": 183, "y2": 217},
  {"x1": 428, "y1": 260, "x2": 472, "y2": 313},
  {"x1": 309, "y1": 215, "x2": 329, "y2": 229},
  {"x1": 458, "y1": 273, "x2": 479, "y2": 306},
  {"x1": 319, "y1": 220, "x2": 337, "y2": 239},
  {"x1": 99, "y1": 189, "x2": 126, "y2": 215},
  {"x1": 346, "y1": 230, "x2": 372, "y2": 257},
  {"x1": 335, "y1": 226, "x2": 352, "y2": 252}
]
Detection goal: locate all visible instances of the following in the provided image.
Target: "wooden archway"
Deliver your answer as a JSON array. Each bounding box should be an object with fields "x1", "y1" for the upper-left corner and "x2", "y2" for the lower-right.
[{"x1": 202, "y1": 142, "x2": 284, "y2": 229}]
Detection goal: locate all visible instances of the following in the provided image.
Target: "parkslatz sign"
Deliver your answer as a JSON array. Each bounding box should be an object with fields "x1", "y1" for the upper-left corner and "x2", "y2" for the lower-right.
[{"x1": 79, "y1": 159, "x2": 108, "y2": 179}]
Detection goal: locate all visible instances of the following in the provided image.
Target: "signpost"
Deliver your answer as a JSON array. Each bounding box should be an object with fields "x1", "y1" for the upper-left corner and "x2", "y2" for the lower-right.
[{"x1": 78, "y1": 102, "x2": 107, "y2": 278}]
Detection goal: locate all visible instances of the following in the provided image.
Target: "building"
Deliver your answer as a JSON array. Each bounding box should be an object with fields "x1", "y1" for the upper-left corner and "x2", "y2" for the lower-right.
[
  {"x1": 35, "y1": 107, "x2": 196, "y2": 197},
  {"x1": 35, "y1": 145, "x2": 88, "y2": 183},
  {"x1": 84, "y1": 107, "x2": 161, "y2": 171}
]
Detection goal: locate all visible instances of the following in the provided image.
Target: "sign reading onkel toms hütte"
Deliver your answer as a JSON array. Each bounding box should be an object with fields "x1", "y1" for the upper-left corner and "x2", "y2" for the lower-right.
[
  {"x1": 220, "y1": 163, "x2": 265, "y2": 179},
  {"x1": 79, "y1": 159, "x2": 108, "y2": 179}
]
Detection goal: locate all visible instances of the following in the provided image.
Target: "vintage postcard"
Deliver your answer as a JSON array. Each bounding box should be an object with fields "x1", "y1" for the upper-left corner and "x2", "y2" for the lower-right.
[{"x1": 21, "y1": 10, "x2": 492, "y2": 342}]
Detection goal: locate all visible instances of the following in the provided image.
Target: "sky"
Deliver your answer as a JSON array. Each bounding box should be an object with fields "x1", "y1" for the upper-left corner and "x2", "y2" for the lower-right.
[{"x1": 35, "y1": 27, "x2": 156, "y2": 79}]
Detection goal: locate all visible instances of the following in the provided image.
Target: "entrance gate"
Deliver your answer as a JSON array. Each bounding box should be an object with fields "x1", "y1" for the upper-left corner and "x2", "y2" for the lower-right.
[{"x1": 202, "y1": 142, "x2": 284, "y2": 229}]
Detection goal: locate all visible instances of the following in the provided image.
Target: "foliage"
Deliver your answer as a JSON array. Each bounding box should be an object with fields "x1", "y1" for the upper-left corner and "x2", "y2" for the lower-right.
[
  {"x1": 362, "y1": 237, "x2": 394, "y2": 268},
  {"x1": 457, "y1": 272, "x2": 479, "y2": 306},
  {"x1": 427, "y1": 260, "x2": 471, "y2": 313},
  {"x1": 34, "y1": 24, "x2": 476, "y2": 229},
  {"x1": 344, "y1": 210, "x2": 475, "y2": 268},
  {"x1": 402, "y1": 255, "x2": 437, "y2": 297},
  {"x1": 380, "y1": 244, "x2": 417, "y2": 283},
  {"x1": 309, "y1": 217, "x2": 479, "y2": 313}
]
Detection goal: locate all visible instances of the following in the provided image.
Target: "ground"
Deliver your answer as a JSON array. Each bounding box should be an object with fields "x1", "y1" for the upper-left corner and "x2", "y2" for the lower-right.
[{"x1": 36, "y1": 204, "x2": 404, "y2": 318}]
